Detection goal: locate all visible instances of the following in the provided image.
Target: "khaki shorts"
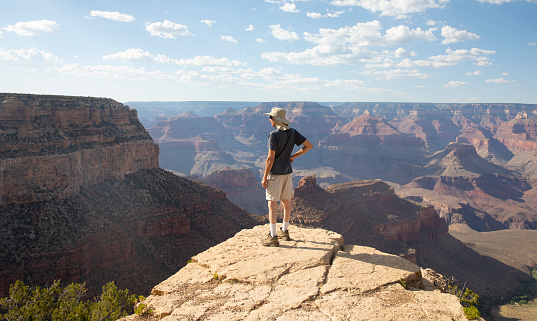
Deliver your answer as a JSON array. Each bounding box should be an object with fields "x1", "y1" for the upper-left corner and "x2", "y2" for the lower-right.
[{"x1": 266, "y1": 173, "x2": 293, "y2": 201}]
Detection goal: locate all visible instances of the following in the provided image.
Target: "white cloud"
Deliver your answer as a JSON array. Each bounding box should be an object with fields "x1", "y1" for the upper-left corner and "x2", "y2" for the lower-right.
[
  {"x1": 59, "y1": 63, "x2": 174, "y2": 80},
  {"x1": 176, "y1": 55, "x2": 246, "y2": 67},
  {"x1": 394, "y1": 48, "x2": 415, "y2": 57},
  {"x1": 145, "y1": 20, "x2": 192, "y2": 39},
  {"x1": 87, "y1": 10, "x2": 134, "y2": 22},
  {"x1": 445, "y1": 80, "x2": 468, "y2": 88},
  {"x1": 362, "y1": 68, "x2": 430, "y2": 80},
  {"x1": 280, "y1": 3, "x2": 299, "y2": 13},
  {"x1": 466, "y1": 70, "x2": 482, "y2": 75},
  {"x1": 398, "y1": 48, "x2": 496, "y2": 68},
  {"x1": 103, "y1": 48, "x2": 157, "y2": 63},
  {"x1": 263, "y1": 21, "x2": 436, "y2": 66},
  {"x1": 2, "y1": 20, "x2": 60, "y2": 36},
  {"x1": 200, "y1": 19, "x2": 217, "y2": 27},
  {"x1": 529, "y1": 42, "x2": 536, "y2": 46},
  {"x1": 307, "y1": 10, "x2": 346, "y2": 18},
  {"x1": 330, "y1": 0, "x2": 450, "y2": 18},
  {"x1": 270, "y1": 24, "x2": 300, "y2": 41},
  {"x1": 441, "y1": 26, "x2": 480, "y2": 44},
  {"x1": 102, "y1": 48, "x2": 246, "y2": 67},
  {"x1": 501, "y1": 72, "x2": 509, "y2": 76},
  {"x1": 327, "y1": 10, "x2": 346, "y2": 17},
  {"x1": 222, "y1": 35, "x2": 238, "y2": 44},
  {"x1": 384, "y1": 25, "x2": 437, "y2": 44},
  {"x1": 307, "y1": 12, "x2": 323, "y2": 18},
  {"x1": 246, "y1": 24, "x2": 254, "y2": 31},
  {"x1": 426, "y1": 20, "x2": 437, "y2": 26},
  {"x1": 256, "y1": 38, "x2": 267, "y2": 43},
  {"x1": 486, "y1": 77, "x2": 512, "y2": 83},
  {"x1": 0, "y1": 47, "x2": 61, "y2": 63}
]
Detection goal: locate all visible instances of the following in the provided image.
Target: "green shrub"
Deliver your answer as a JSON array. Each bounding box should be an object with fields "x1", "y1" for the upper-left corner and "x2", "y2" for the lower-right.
[
  {"x1": 0, "y1": 280, "x2": 138, "y2": 321},
  {"x1": 463, "y1": 306, "x2": 480, "y2": 320}
]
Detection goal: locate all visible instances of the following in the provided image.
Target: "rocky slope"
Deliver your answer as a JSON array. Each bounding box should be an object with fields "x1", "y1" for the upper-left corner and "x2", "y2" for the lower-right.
[
  {"x1": 288, "y1": 176, "x2": 529, "y2": 301},
  {"x1": 0, "y1": 94, "x2": 264, "y2": 297},
  {"x1": 121, "y1": 225, "x2": 476, "y2": 321},
  {"x1": 400, "y1": 143, "x2": 537, "y2": 230},
  {"x1": 187, "y1": 168, "x2": 267, "y2": 215}
]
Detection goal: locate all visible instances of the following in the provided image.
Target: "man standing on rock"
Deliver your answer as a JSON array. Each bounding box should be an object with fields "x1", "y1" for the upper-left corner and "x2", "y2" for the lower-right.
[{"x1": 261, "y1": 107, "x2": 313, "y2": 247}]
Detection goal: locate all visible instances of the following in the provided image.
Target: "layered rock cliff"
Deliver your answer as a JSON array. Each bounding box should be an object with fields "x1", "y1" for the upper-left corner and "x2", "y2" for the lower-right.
[
  {"x1": 0, "y1": 93, "x2": 159, "y2": 205},
  {"x1": 121, "y1": 225, "x2": 475, "y2": 321},
  {"x1": 318, "y1": 112, "x2": 428, "y2": 184}
]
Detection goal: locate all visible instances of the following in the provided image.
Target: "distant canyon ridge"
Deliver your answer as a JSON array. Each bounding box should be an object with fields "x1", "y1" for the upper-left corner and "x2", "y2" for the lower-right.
[{"x1": 130, "y1": 101, "x2": 537, "y2": 231}]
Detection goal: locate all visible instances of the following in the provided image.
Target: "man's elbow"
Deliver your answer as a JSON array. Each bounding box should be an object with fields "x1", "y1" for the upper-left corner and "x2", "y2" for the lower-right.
[{"x1": 303, "y1": 140, "x2": 313, "y2": 151}]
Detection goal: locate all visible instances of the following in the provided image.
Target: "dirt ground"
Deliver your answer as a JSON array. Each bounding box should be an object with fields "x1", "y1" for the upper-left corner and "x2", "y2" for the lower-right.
[{"x1": 489, "y1": 299, "x2": 537, "y2": 321}]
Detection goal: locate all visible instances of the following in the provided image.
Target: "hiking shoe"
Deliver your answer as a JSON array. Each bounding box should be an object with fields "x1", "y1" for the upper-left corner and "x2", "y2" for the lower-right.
[
  {"x1": 277, "y1": 228, "x2": 291, "y2": 241},
  {"x1": 262, "y1": 233, "x2": 279, "y2": 247}
]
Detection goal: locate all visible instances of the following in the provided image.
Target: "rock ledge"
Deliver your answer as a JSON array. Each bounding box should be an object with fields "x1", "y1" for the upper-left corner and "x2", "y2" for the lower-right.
[{"x1": 122, "y1": 225, "x2": 471, "y2": 321}]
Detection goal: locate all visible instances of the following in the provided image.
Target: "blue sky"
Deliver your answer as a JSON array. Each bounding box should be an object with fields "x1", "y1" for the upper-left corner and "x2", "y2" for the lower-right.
[{"x1": 1, "y1": 0, "x2": 536, "y2": 103}]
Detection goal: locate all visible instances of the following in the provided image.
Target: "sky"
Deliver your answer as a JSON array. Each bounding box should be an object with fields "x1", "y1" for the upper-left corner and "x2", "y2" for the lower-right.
[{"x1": 1, "y1": 0, "x2": 536, "y2": 104}]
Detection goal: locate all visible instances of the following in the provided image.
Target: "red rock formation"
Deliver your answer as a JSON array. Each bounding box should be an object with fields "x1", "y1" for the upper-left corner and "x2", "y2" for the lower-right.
[
  {"x1": 0, "y1": 94, "x2": 159, "y2": 205},
  {"x1": 391, "y1": 109, "x2": 461, "y2": 151},
  {"x1": 290, "y1": 176, "x2": 448, "y2": 264},
  {"x1": 318, "y1": 112, "x2": 427, "y2": 184}
]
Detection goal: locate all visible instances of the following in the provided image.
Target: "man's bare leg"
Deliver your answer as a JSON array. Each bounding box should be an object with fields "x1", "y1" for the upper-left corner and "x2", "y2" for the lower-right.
[
  {"x1": 268, "y1": 200, "x2": 278, "y2": 236},
  {"x1": 281, "y1": 199, "x2": 291, "y2": 231}
]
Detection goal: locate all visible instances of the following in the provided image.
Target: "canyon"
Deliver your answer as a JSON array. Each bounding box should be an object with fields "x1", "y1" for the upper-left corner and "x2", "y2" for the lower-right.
[
  {"x1": 142, "y1": 101, "x2": 537, "y2": 231},
  {"x1": 1, "y1": 94, "x2": 535, "y2": 316}
]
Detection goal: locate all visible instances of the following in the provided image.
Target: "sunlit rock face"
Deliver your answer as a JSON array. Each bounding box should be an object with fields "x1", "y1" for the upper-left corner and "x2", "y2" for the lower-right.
[{"x1": 0, "y1": 94, "x2": 159, "y2": 205}]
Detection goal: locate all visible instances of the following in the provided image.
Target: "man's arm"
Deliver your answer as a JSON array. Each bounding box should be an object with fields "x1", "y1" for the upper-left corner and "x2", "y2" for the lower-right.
[
  {"x1": 262, "y1": 149, "x2": 276, "y2": 189},
  {"x1": 290, "y1": 139, "x2": 313, "y2": 163}
]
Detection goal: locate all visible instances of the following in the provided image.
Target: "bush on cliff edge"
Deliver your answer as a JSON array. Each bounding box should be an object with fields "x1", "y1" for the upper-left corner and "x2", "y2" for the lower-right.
[{"x1": 0, "y1": 280, "x2": 141, "y2": 321}]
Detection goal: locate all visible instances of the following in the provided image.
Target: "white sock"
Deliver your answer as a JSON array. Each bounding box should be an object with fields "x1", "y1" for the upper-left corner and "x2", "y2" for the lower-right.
[
  {"x1": 270, "y1": 224, "x2": 277, "y2": 237},
  {"x1": 282, "y1": 221, "x2": 289, "y2": 232}
]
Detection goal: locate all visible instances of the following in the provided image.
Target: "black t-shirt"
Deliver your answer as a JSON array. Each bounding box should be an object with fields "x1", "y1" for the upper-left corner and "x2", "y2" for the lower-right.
[{"x1": 267, "y1": 128, "x2": 307, "y2": 175}]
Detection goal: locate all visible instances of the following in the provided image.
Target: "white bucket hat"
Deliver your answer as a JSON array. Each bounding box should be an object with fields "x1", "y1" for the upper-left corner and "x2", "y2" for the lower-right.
[{"x1": 264, "y1": 107, "x2": 290, "y2": 130}]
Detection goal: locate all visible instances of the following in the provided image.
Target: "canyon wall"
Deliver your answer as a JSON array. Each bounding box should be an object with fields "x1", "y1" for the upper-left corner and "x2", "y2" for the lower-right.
[{"x1": 0, "y1": 94, "x2": 159, "y2": 205}]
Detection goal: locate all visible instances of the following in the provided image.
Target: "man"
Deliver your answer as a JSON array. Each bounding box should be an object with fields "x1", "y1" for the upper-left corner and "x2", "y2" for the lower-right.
[{"x1": 261, "y1": 107, "x2": 313, "y2": 247}]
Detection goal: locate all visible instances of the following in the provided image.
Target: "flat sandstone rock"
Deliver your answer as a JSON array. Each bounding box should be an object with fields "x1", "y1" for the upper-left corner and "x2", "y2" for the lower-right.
[{"x1": 121, "y1": 225, "x2": 471, "y2": 321}]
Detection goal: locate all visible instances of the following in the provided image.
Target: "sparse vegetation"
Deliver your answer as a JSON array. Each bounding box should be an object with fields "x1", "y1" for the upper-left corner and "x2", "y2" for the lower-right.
[
  {"x1": 436, "y1": 275, "x2": 480, "y2": 320},
  {"x1": 398, "y1": 279, "x2": 407, "y2": 289},
  {"x1": 0, "y1": 280, "x2": 139, "y2": 321}
]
